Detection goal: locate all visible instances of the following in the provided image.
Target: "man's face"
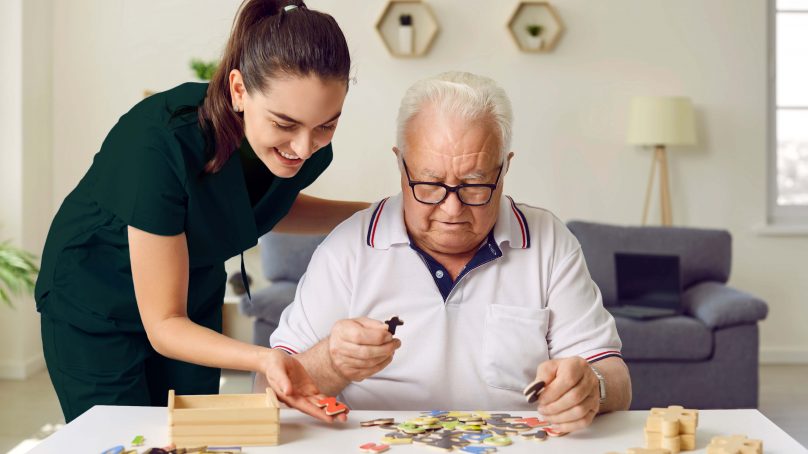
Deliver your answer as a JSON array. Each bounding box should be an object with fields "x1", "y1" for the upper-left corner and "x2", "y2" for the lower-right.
[{"x1": 399, "y1": 104, "x2": 507, "y2": 257}]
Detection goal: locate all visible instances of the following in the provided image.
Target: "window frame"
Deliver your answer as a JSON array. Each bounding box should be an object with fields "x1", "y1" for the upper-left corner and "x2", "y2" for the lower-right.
[{"x1": 767, "y1": 0, "x2": 808, "y2": 226}]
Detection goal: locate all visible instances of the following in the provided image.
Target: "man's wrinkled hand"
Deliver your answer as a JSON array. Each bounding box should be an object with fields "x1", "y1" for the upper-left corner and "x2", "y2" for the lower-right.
[
  {"x1": 328, "y1": 317, "x2": 401, "y2": 382},
  {"x1": 533, "y1": 356, "x2": 600, "y2": 433}
]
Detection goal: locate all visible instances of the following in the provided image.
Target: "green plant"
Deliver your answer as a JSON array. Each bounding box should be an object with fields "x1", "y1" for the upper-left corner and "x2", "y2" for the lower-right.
[
  {"x1": 526, "y1": 24, "x2": 543, "y2": 37},
  {"x1": 190, "y1": 58, "x2": 219, "y2": 81},
  {"x1": 0, "y1": 241, "x2": 38, "y2": 307}
]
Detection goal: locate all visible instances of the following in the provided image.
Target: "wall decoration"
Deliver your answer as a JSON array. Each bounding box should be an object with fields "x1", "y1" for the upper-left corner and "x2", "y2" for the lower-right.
[
  {"x1": 507, "y1": 1, "x2": 564, "y2": 53},
  {"x1": 376, "y1": 0, "x2": 440, "y2": 58}
]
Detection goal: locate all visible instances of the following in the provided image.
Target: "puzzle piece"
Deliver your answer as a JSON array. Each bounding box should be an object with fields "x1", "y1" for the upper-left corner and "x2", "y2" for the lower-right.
[
  {"x1": 544, "y1": 426, "x2": 568, "y2": 437},
  {"x1": 398, "y1": 422, "x2": 426, "y2": 434},
  {"x1": 513, "y1": 416, "x2": 549, "y2": 428},
  {"x1": 131, "y1": 435, "x2": 145, "y2": 447},
  {"x1": 483, "y1": 436, "x2": 512, "y2": 447},
  {"x1": 460, "y1": 433, "x2": 493, "y2": 444},
  {"x1": 706, "y1": 435, "x2": 763, "y2": 454},
  {"x1": 358, "y1": 442, "x2": 390, "y2": 453},
  {"x1": 523, "y1": 379, "x2": 545, "y2": 404},
  {"x1": 644, "y1": 405, "x2": 699, "y2": 453},
  {"x1": 422, "y1": 410, "x2": 450, "y2": 417},
  {"x1": 316, "y1": 396, "x2": 349, "y2": 416},
  {"x1": 520, "y1": 430, "x2": 548, "y2": 442},
  {"x1": 460, "y1": 446, "x2": 498, "y2": 454},
  {"x1": 101, "y1": 447, "x2": 125, "y2": 454},
  {"x1": 384, "y1": 316, "x2": 404, "y2": 335},
  {"x1": 381, "y1": 432, "x2": 414, "y2": 444},
  {"x1": 422, "y1": 436, "x2": 470, "y2": 452},
  {"x1": 360, "y1": 418, "x2": 395, "y2": 427}
]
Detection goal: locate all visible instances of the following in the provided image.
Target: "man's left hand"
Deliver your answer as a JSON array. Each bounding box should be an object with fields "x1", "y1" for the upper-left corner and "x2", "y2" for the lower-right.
[{"x1": 534, "y1": 356, "x2": 600, "y2": 433}]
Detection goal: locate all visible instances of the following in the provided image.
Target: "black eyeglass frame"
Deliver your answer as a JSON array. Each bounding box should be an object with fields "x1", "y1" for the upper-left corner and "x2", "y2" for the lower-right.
[{"x1": 402, "y1": 159, "x2": 504, "y2": 206}]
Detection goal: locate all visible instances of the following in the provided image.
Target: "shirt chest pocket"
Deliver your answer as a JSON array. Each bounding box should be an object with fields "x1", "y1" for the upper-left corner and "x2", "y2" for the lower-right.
[{"x1": 482, "y1": 304, "x2": 550, "y2": 392}]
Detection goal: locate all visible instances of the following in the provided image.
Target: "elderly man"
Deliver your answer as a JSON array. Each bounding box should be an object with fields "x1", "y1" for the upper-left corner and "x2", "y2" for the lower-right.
[{"x1": 268, "y1": 71, "x2": 631, "y2": 432}]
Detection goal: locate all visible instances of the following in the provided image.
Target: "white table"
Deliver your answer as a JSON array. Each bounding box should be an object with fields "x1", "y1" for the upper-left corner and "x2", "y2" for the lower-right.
[{"x1": 29, "y1": 407, "x2": 807, "y2": 454}]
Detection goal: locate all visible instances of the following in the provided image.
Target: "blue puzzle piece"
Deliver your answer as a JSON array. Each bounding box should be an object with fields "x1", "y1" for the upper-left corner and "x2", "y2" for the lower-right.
[{"x1": 461, "y1": 446, "x2": 497, "y2": 453}]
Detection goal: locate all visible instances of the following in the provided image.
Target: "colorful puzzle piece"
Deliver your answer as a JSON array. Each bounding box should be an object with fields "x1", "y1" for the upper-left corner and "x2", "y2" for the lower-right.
[
  {"x1": 384, "y1": 316, "x2": 404, "y2": 334},
  {"x1": 520, "y1": 429, "x2": 548, "y2": 442},
  {"x1": 483, "y1": 435, "x2": 513, "y2": 447},
  {"x1": 460, "y1": 446, "x2": 498, "y2": 454},
  {"x1": 358, "y1": 442, "x2": 390, "y2": 453},
  {"x1": 381, "y1": 432, "x2": 414, "y2": 444},
  {"x1": 360, "y1": 417, "x2": 395, "y2": 427},
  {"x1": 706, "y1": 434, "x2": 763, "y2": 454},
  {"x1": 316, "y1": 396, "x2": 349, "y2": 416}
]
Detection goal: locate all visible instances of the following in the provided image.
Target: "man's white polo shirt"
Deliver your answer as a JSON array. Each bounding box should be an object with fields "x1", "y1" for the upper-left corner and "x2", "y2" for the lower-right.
[{"x1": 270, "y1": 193, "x2": 622, "y2": 411}]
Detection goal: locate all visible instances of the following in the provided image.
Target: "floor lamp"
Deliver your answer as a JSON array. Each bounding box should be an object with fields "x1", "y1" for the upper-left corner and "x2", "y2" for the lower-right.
[{"x1": 627, "y1": 96, "x2": 696, "y2": 226}]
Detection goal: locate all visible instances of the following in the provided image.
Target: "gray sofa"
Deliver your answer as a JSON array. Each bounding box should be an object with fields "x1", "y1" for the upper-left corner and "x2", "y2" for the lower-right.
[
  {"x1": 238, "y1": 232, "x2": 326, "y2": 348},
  {"x1": 567, "y1": 221, "x2": 769, "y2": 410}
]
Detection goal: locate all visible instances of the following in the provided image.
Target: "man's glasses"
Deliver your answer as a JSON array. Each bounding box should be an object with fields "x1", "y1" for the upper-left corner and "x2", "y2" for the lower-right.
[{"x1": 402, "y1": 159, "x2": 503, "y2": 206}]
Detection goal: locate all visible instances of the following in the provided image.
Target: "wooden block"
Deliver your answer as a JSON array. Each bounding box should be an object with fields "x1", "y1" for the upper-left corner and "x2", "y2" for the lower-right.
[
  {"x1": 647, "y1": 406, "x2": 698, "y2": 435},
  {"x1": 627, "y1": 449, "x2": 672, "y2": 454},
  {"x1": 661, "y1": 435, "x2": 681, "y2": 454},
  {"x1": 680, "y1": 433, "x2": 696, "y2": 451},
  {"x1": 706, "y1": 435, "x2": 763, "y2": 454},
  {"x1": 168, "y1": 388, "x2": 279, "y2": 447}
]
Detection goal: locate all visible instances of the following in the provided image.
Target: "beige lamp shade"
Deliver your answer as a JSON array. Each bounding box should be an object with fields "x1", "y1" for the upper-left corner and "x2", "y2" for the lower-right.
[{"x1": 627, "y1": 96, "x2": 696, "y2": 146}]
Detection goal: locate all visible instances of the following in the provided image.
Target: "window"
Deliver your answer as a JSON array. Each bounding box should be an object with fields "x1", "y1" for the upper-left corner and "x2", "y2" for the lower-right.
[{"x1": 769, "y1": 0, "x2": 808, "y2": 225}]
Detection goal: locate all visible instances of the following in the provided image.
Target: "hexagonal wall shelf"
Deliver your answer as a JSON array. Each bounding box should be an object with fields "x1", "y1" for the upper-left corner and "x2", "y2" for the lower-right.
[
  {"x1": 376, "y1": 0, "x2": 440, "y2": 58},
  {"x1": 507, "y1": 1, "x2": 564, "y2": 53}
]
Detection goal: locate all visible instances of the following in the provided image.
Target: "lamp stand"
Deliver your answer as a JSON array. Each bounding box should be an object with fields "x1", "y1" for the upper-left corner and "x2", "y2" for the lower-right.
[{"x1": 641, "y1": 145, "x2": 673, "y2": 226}]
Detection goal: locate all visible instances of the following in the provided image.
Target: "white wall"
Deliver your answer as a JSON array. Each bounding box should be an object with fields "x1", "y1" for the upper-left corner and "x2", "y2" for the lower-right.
[
  {"x1": 43, "y1": 0, "x2": 808, "y2": 363},
  {"x1": 0, "y1": 0, "x2": 53, "y2": 379}
]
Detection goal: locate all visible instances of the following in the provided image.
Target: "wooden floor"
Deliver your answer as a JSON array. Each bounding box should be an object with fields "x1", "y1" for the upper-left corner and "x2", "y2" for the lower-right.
[{"x1": 0, "y1": 366, "x2": 806, "y2": 453}]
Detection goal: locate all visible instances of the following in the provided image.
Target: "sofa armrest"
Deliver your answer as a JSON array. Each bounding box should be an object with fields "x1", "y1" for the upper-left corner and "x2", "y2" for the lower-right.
[
  {"x1": 682, "y1": 281, "x2": 768, "y2": 329},
  {"x1": 238, "y1": 281, "x2": 297, "y2": 322}
]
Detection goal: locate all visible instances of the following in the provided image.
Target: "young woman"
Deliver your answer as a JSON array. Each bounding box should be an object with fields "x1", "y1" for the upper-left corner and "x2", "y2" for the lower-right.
[{"x1": 35, "y1": 0, "x2": 366, "y2": 423}]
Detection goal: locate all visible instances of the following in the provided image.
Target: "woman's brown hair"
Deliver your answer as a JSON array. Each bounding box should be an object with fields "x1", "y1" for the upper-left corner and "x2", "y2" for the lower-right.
[{"x1": 198, "y1": 0, "x2": 351, "y2": 173}]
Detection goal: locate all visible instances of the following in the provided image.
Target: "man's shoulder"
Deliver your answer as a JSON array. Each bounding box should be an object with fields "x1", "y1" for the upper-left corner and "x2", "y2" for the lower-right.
[
  {"x1": 508, "y1": 199, "x2": 581, "y2": 255},
  {"x1": 317, "y1": 197, "x2": 392, "y2": 254}
]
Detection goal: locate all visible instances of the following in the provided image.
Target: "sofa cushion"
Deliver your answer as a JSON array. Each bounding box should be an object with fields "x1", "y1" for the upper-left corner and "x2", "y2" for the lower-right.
[
  {"x1": 684, "y1": 282, "x2": 768, "y2": 329},
  {"x1": 259, "y1": 233, "x2": 326, "y2": 282},
  {"x1": 567, "y1": 221, "x2": 731, "y2": 306},
  {"x1": 615, "y1": 315, "x2": 713, "y2": 361}
]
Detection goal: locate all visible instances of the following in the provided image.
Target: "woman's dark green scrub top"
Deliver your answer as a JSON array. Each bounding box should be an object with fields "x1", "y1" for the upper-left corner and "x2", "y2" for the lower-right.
[{"x1": 35, "y1": 82, "x2": 332, "y2": 334}]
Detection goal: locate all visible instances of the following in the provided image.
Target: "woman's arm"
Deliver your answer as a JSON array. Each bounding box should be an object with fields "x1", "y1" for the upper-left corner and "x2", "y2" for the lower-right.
[
  {"x1": 128, "y1": 226, "x2": 345, "y2": 422},
  {"x1": 272, "y1": 194, "x2": 369, "y2": 234}
]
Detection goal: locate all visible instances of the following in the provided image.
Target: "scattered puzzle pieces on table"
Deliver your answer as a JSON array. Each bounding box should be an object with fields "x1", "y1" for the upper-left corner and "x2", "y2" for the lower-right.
[
  {"x1": 384, "y1": 316, "x2": 404, "y2": 335},
  {"x1": 644, "y1": 405, "x2": 699, "y2": 453},
  {"x1": 706, "y1": 434, "x2": 763, "y2": 454},
  {"x1": 316, "y1": 396, "x2": 349, "y2": 416}
]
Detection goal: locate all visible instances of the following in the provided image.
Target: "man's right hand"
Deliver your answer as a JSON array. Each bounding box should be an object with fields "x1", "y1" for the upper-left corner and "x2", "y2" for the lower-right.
[{"x1": 327, "y1": 317, "x2": 401, "y2": 382}]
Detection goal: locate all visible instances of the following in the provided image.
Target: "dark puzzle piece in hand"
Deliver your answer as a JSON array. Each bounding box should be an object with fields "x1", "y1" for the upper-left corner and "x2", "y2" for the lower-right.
[
  {"x1": 384, "y1": 316, "x2": 404, "y2": 334},
  {"x1": 523, "y1": 379, "x2": 545, "y2": 404}
]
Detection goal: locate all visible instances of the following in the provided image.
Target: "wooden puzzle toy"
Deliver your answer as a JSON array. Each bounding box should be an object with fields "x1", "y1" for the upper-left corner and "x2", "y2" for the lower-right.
[
  {"x1": 705, "y1": 434, "x2": 763, "y2": 454},
  {"x1": 519, "y1": 430, "x2": 548, "y2": 442},
  {"x1": 644, "y1": 405, "x2": 698, "y2": 453},
  {"x1": 359, "y1": 442, "x2": 391, "y2": 453},
  {"x1": 361, "y1": 418, "x2": 395, "y2": 427},
  {"x1": 316, "y1": 396, "x2": 349, "y2": 416},
  {"x1": 131, "y1": 435, "x2": 145, "y2": 446},
  {"x1": 382, "y1": 432, "x2": 415, "y2": 444},
  {"x1": 384, "y1": 316, "x2": 404, "y2": 334},
  {"x1": 522, "y1": 379, "x2": 545, "y2": 404},
  {"x1": 167, "y1": 388, "x2": 279, "y2": 448}
]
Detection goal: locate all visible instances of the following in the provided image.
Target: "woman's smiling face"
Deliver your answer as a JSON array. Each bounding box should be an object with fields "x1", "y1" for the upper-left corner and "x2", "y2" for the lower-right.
[{"x1": 230, "y1": 70, "x2": 348, "y2": 178}]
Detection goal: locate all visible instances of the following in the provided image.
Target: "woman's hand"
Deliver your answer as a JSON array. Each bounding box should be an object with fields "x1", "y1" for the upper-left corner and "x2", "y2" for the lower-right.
[{"x1": 259, "y1": 348, "x2": 348, "y2": 423}]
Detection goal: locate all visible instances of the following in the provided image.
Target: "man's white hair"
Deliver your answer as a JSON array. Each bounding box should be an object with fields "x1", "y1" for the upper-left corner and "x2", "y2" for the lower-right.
[{"x1": 396, "y1": 71, "x2": 513, "y2": 161}]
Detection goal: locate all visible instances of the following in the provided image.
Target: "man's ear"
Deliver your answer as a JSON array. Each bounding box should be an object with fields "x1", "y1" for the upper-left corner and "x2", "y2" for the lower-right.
[
  {"x1": 505, "y1": 152, "x2": 515, "y2": 172},
  {"x1": 392, "y1": 146, "x2": 401, "y2": 157}
]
